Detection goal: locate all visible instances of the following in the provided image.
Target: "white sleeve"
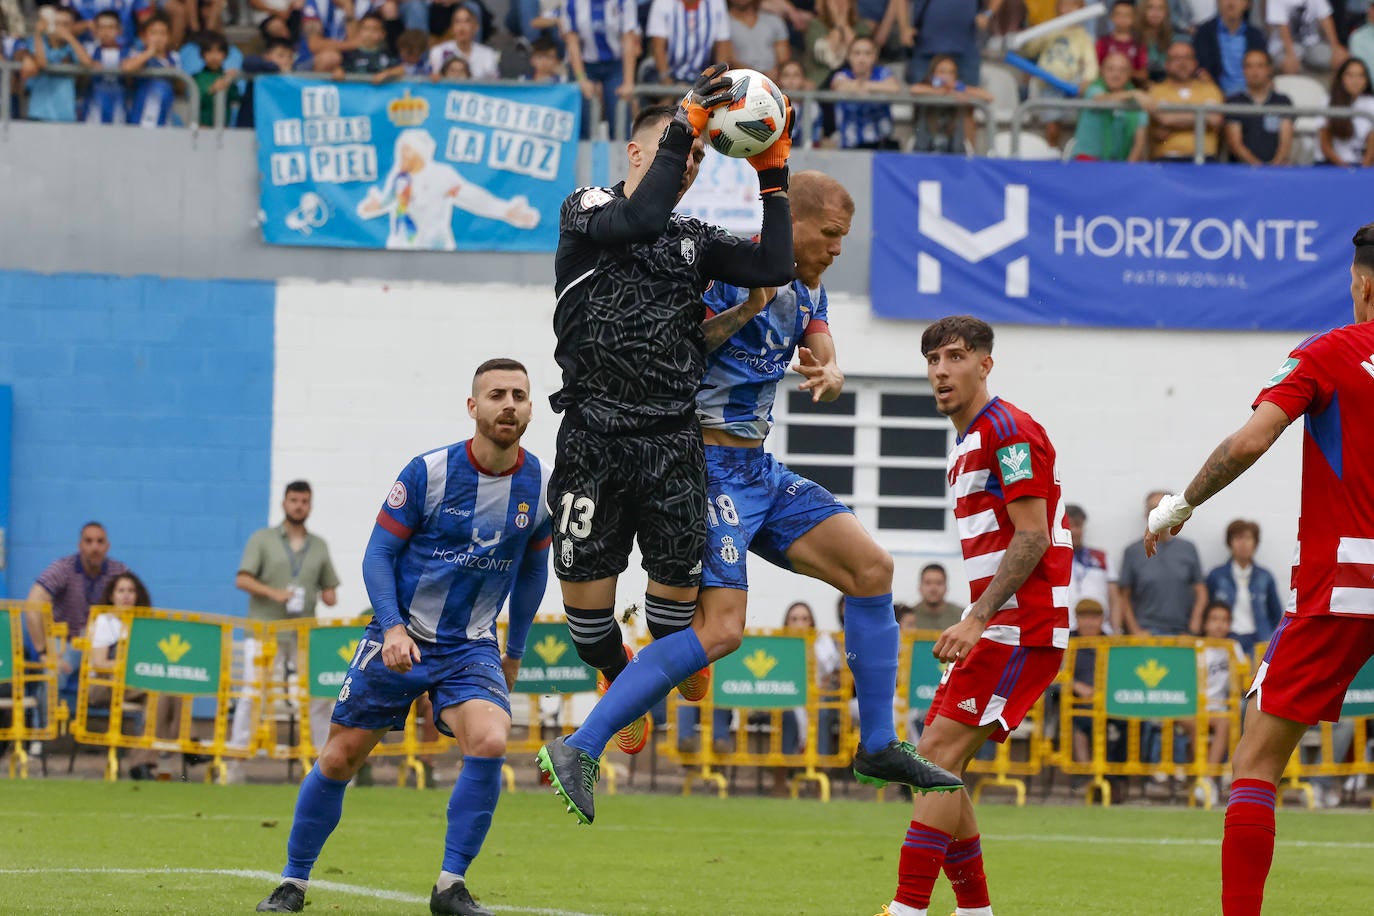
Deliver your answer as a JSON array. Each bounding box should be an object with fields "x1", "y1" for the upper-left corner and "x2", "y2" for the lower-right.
[
  {"x1": 1311, "y1": 0, "x2": 1333, "y2": 21},
  {"x1": 428, "y1": 43, "x2": 450, "y2": 73},
  {"x1": 90, "y1": 614, "x2": 124, "y2": 652},
  {"x1": 647, "y1": 0, "x2": 673, "y2": 39},
  {"x1": 711, "y1": 0, "x2": 730, "y2": 41},
  {"x1": 474, "y1": 44, "x2": 500, "y2": 80},
  {"x1": 1265, "y1": 0, "x2": 1290, "y2": 26},
  {"x1": 621, "y1": 0, "x2": 641, "y2": 34},
  {"x1": 447, "y1": 168, "x2": 518, "y2": 220},
  {"x1": 1105, "y1": 550, "x2": 1117, "y2": 584}
]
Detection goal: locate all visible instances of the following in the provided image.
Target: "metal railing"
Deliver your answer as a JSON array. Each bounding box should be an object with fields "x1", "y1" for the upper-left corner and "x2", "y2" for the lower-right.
[
  {"x1": 613, "y1": 82, "x2": 995, "y2": 150},
  {"x1": 0, "y1": 60, "x2": 201, "y2": 131},
  {"x1": 1010, "y1": 96, "x2": 1374, "y2": 164}
]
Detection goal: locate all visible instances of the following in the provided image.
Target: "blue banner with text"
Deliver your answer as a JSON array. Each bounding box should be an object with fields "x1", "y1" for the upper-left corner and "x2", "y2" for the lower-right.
[
  {"x1": 255, "y1": 77, "x2": 580, "y2": 252},
  {"x1": 871, "y1": 156, "x2": 1374, "y2": 331}
]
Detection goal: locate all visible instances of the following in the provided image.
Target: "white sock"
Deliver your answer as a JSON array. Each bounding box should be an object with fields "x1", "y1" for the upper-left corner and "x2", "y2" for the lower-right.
[
  {"x1": 281, "y1": 877, "x2": 308, "y2": 891},
  {"x1": 436, "y1": 871, "x2": 465, "y2": 893},
  {"x1": 886, "y1": 903, "x2": 924, "y2": 916},
  {"x1": 956, "y1": 908, "x2": 994, "y2": 916}
]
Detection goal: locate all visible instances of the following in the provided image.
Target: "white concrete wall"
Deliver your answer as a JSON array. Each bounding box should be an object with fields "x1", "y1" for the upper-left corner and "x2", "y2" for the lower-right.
[{"x1": 272, "y1": 279, "x2": 1309, "y2": 632}]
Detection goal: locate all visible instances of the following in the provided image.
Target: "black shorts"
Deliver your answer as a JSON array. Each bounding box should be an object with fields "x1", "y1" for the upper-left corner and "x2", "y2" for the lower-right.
[{"x1": 548, "y1": 420, "x2": 706, "y2": 588}]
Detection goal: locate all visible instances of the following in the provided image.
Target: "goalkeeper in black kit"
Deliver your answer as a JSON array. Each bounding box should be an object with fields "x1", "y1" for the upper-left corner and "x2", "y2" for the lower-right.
[{"x1": 539, "y1": 64, "x2": 795, "y2": 824}]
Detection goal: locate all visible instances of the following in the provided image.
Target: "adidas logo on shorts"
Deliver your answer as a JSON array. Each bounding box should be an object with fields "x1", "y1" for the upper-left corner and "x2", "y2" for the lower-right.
[{"x1": 957, "y1": 697, "x2": 979, "y2": 715}]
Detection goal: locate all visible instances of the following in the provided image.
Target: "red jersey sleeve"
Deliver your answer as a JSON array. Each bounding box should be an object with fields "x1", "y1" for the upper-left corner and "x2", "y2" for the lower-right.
[
  {"x1": 984, "y1": 410, "x2": 1054, "y2": 504},
  {"x1": 1252, "y1": 339, "x2": 1333, "y2": 422}
]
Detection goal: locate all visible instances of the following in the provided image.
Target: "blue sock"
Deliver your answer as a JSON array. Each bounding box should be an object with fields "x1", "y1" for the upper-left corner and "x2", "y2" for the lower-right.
[
  {"x1": 843, "y1": 593, "x2": 900, "y2": 753},
  {"x1": 442, "y1": 756, "x2": 505, "y2": 876},
  {"x1": 283, "y1": 766, "x2": 349, "y2": 880},
  {"x1": 568, "y1": 628, "x2": 707, "y2": 757}
]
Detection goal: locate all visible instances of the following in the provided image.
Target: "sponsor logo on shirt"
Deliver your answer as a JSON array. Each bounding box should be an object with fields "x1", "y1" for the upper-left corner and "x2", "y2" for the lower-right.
[
  {"x1": 997, "y1": 443, "x2": 1033, "y2": 484},
  {"x1": 430, "y1": 546, "x2": 513, "y2": 572},
  {"x1": 443, "y1": 506, "x2": 473, "y2": 517},
  {"x1": 1264, "y1": 356, "x2": 1299, "y2": 388}
]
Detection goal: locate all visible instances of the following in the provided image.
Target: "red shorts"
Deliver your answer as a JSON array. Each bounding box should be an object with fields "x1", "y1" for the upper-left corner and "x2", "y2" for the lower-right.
[
  {"x1": 924, "y1": 639, "x2": 1064, "y2": 743},
  {"x1": 1249, "y1": 614, "x2": 1374, "y2": 725}
]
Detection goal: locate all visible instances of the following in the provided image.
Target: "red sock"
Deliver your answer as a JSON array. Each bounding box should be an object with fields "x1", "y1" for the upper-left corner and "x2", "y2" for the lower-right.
[
  {"x1": 944, "y1": 834, "x2": 990, "y2": 909},
  {"x1": 1222, "y1": 778, "x2": 1277, "y2": 916},
  {"x1": 895, "y1": 820, "x2": 951, "y2": 909}
]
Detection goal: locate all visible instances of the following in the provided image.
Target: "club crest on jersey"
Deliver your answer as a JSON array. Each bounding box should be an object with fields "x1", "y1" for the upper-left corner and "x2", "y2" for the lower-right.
[
  {"x1": 719, "y1": 535, "x2": 740, "y2": 565},
  {"x1": 580, "y1": 187, "x2": 613, "y2": 210},
  {"x1": 515, "y1": 501, "x2": 530, "y2": 529},
  {"x1": 560, "y1": 539, "x2": 574, "y2": 568},
  {"x1": 997, "y1": 443, "x2": 1033, "y2": 484},
  {"x1": 387, "y1": 481, "x2": 407, "y2": 509},
  {"x1": 681, "y1": 237, "x2": 696, "y2": 264},
  {"x1": 337, "y1": 676, "x2": 353, "y2": 704}
]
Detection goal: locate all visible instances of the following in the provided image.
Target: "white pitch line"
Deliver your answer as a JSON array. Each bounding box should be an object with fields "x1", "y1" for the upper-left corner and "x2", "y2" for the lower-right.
[
  {"x1": 0, "y1": 868, "x2": 607, "y2": 916},
  {"x1": 986, "y1": 833, "x2": 1374, "y2": 850}
]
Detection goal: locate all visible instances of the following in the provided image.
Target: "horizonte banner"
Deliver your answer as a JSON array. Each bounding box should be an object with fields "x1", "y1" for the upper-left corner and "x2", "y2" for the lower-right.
[
  {"x1": 871, "y1": 156, "x2": 1374, "y2": 331},
  {"x1": 254, "y1": 77, "x2": 580, "y2": 252}
]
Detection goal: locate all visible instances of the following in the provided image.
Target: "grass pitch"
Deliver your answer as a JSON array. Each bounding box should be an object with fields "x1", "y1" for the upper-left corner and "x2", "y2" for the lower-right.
[{"x1": 2, "y1": 779, "x2": 1372, "y2": 914}]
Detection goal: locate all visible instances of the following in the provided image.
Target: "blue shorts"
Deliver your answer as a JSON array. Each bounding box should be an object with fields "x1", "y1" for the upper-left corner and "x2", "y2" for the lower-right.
[
  {"x1": 702, "y1": 445, "x2": 852, "y2": 590},
  {"x1": 330, "y1": 623, "x2": 510, "y2": 737}
]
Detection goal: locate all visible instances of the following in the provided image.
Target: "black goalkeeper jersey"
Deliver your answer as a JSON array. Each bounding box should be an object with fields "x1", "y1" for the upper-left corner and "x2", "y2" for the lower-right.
[{"x1": 551, "y1": 123, "x2": 793, "y2": 435}]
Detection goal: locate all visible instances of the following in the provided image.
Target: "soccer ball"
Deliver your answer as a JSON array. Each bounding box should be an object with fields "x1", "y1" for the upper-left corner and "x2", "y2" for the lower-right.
[{"x1": 706, "y1": 69, "x2": 787, "y2": 159}]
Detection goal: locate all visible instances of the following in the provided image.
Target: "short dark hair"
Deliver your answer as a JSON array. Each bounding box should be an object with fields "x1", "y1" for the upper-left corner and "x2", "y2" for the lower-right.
[
  {"x1": 1204, "y1": 600, "x2": 1233, "y2": 621},
  {"x1": 474, "y1": 357, "x2": 528, "y2": 382},
  {"x1": 397, "y1": 29, "x2": 429, "y2": 57},
  {"x1": 81, "y1": 521, "x2": 107, "y2": 535},
  {"x1": 94, "y1": 9, "x2": 122, "y2": 25},
  {"x1": 102, "y1": 571, "x2": 153, "y2": 608},
  {"x1": 920, "y1": 315, "x2": 994, "y2": 356},
  {"x1": 284, "y1": 480, "x2": 312, "y2": 497},
  {"x1": 199, "y1": 30, "x2": 229, "y2": 54},
  {"x1": 1065, "y1": 504, "x2": 1086, "y2": 523},
  {"x1": 919, "y1": 563, "x2": 947, "y2": 580},
  {"x1": 530, "y1": 36, "x2": 560, "y2": 56},
  {"x1": 1354, "y1": 223, "x2": 1374, "y2": 272},
  {"x1": 632, "y1": 104, "x2": 676, "y2": 138},
  {"x1": 1111, "y1": 0, "x2": 1135, "y2": 10},
  {"x1": 1225, "y1": 518, "x2": 1260, "y2": 547},
  {"x1": 264, "y1": 37, "x2": 296, "y2": 56},
  {"x1": 359, "y1": 11, "x2": 386, "y2": 27},
  {"x1": 141, "y1": 10, "x2": 171, "y2": 32}
]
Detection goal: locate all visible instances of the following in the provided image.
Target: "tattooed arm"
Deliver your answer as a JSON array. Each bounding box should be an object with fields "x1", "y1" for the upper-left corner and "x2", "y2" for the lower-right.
[
  {"x1": 702, "y1": 287, "x2": 772, "y2": 352},
  {"x1": 933, "y1": 496, "x2": 1049, "y2": 663}
]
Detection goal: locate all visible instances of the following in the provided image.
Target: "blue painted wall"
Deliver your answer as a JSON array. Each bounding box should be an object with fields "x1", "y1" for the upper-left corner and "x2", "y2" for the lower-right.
[{"x1": 0, "y1": 271, "x2": 274, "y2": 615}]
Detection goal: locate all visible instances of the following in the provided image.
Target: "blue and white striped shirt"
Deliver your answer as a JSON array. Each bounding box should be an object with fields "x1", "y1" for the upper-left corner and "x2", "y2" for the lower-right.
[
  {"x1": 647, "y1": 0, "x2": 730, "y2": 82},
  {"x1": 561, "y1": 0, "x2": 640, "y2": 64}
]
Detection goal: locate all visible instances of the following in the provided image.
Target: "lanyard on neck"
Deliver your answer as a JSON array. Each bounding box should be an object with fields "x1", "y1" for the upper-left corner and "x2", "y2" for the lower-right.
[{"x1": 282, "y1": 529, "x2": 309, "y2": 581}]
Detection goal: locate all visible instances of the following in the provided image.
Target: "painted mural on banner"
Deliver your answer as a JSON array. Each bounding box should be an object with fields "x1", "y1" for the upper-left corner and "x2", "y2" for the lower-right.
[
  {"x1": 255, "y1": 77, "x2": 580, "y2": 251},
  {"x1": 675, "y1": 149, "x2": 763, "y2": 237},
  {"x1": 871, "y1": 156, "x2": 1374, "y2": 331}
]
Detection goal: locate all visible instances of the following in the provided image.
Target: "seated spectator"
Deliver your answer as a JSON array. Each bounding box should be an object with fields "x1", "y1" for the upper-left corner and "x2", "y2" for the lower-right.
[
  {"x1": 428, "y1": 0, "x2": 494, "y2": 41},
  {"x1": 353, "y1": 0, "x2": 409, "y2": 50},
  {"x1": 525, "y1": 34, "x2": 565, "y2": 81},
  {"x1": 1224, "y1": 49, "x2": 1294, "y2": 164},
  {"x1": 29, "y1": 6, "x2": 93, "y2": 123},
  {"x1": 909, "y1": 562, "x2": 964, "y2": 632},
  {"x1": 191, "y1": 31, "x2": 241, "y2": 126},
  {"x1": 122, "y1": 12, "x2": 181, "y2": 128},
  {"x1": 1268, "y1": 0, "x2": 1348, "y2": 75},
  {"x1": 298, "y1": 0, "x2": 349, "y2": 72},
  {"x1": 234, "y1": 36, "x2": 295, "y2": 127},
  {"x1": 249, "y1": 0, "x2": 302, "y2": 44},
  {"x1": 1319, "y1": 56, "x2": 1374, "y2": 165},
  {"x1": 647, "y1": 0, "x2": 734, "y2": 86},
  {"x1": 829, "y1": 34, "x2": 899, "y2": 148},
  {"x1": 335, "y1": 12, "x2": 397, "y2": 80},
  {"x1": 1352, "y1": 3, "x2": 1374, "y2": 75},
  {"x1": 1194, "y1": 0, "x2": 1265, "y2": 96},
  {"x1": 775, "y1": 601, "x2": 841, "y2": 794},
  {"x1": 1139, "y1": 0, "x2": 1174, "y2": 82},
  {"x1": 86, "y1": 572, "x2": 183, "y2": 781},
  {"x1": 438, "y1": 53, "x2": 472, "y2": 79},
  {"x1": 904, "y1": 0, "x2": 983, "y2": 88},
  {"x1": 1069, "y1": 597, "x2": 1106, "y2": 765},
  {"x1": 1176, "y1": 600, "x2": 1247, "y2": 806},
  {"x1": 1074, "y1": 51, "x2": 1154, "y2": 161},
  {"x1": 729, "y1": 0, "x2": 790, "y2": 76},
  {"x1": 84, "y1": 10, "x2": 130, "y2": 124},
  {"x1": 428, "y1": 6, "x2": 499, "y2": 78},
  {"x1": 894, "y1": 603, "x2": 918, "y2": 631},
  {"x1": 1098, "y1": 0, "x2": 1148, "y2": 84},
  {"x1": 909, "y1": 52, "x2": 991, "y2": 154},
  {"x1": 562, "y1": 0, "x2": 639, "y2": 134},
  {"x1": 803, "y1": 0, "x2": 868, "y2": 86},
  {"x1": 1148, "y1": 40, "x2": 1224, "y2": 161},
  {"x1": 1022, "y1": 0, "x2": 1099, "y2": 148},
  {"x1": 1205, "y1": 519, "x2": 1285, "y2": 656}
]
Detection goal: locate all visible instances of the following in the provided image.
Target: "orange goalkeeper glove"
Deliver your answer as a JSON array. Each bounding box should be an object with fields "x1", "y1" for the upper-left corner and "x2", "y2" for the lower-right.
[
  {"x1": 748, "y1": 93, "x2": 794, "y2": 194},
  {"x1": 674, "y1": 62, "x2": 734, "y2": 137}
]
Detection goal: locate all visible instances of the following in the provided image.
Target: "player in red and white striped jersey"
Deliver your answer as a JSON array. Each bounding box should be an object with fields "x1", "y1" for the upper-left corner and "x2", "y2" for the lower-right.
[
  {"x1": 877, "y1": 316, "x2": 1072, "y2": 916},
  {"x1": 1145, "y1": 224, "x2": 1374, "y2": 916}
]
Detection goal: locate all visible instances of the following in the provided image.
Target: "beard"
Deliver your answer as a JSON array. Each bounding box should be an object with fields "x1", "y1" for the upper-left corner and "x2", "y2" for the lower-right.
[{"x1": 477, "y1": 411, "x2": 529, "y2": 447}]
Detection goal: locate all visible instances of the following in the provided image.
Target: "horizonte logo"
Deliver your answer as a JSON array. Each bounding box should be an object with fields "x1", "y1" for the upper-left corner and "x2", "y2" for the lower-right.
[{"x1": 1054, "y1": 216, "x2": 1320, "y2": 261}]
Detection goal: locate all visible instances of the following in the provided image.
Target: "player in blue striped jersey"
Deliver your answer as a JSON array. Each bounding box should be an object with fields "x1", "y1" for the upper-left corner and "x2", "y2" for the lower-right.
[{"x1": 258, "y1": 359, "x2": 552, "y2": 916}]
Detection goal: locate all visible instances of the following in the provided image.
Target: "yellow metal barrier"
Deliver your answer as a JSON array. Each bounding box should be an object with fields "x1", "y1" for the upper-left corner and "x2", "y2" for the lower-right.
[
  {"x1": 259, "y1": 616, "x2": 372, "y2": 765},
  {"x1": 659, "y1": 628, "x2": 852, "y2": 801},
  {"x1": 70, "y1": 605, "x2": 264, "y2": 783},
  {"x1": 1, "y1": 601, "x2": 68, "y2": 778},
  {"x1": 1056, "y1": 636, "x2": 1248, "y2": 808}
]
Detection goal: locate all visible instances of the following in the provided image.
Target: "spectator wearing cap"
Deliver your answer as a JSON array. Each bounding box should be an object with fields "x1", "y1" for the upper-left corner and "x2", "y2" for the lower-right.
[
  {"x1": 1205, "y1": 519, "x2": 1284, "y2": 656},
  {"x1": 1069, "y1": 597, "x2": 1106, "y2": 765}
]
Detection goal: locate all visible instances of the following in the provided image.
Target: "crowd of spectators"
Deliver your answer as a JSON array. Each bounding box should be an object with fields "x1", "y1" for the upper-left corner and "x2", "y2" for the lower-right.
[{"x1": 0, "y1": 0, "x2": 1370, "y2": 155}]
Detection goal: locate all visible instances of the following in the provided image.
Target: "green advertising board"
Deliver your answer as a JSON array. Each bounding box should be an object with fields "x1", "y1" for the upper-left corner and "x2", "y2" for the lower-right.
[
  {"x1": 514, "y1": 622, "x2": 597, "y2": 694},
  {"x1": 713, "y1": 635, "x2": 808, "y2": 709},
  {"x1": 1341, "y1": 657, "x2": 1374, "y2": 716},
  {"x1": 124, "y1": 618, "x2": 223, "y2": 696},
  {"x1": 309, "y1": 626, "x2": 366, "y2": 699},
  {"x1": 907, "y1": 641, "x2": 944, "y2": 709},
  {"x1": 0, "y1": 608, "x2": 12, "y2": 680},
  {"x1": 1104, "y1": 646, "x2": 1197, "y2": 718}
]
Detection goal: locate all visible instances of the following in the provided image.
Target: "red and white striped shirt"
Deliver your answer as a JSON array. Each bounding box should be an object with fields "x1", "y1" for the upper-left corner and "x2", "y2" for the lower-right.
[
  {"x1": 947, "y1": 397, "x2": 1072, "y2": 648},
  {"x1": 1253, "y1": 322, "x2": 1374, "y2": 618}
]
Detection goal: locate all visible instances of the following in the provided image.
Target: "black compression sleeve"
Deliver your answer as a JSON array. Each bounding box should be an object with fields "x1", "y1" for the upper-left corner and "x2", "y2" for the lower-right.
[
  {"x1": 582, "y1": 121, "x2": 695, "y2": 245},
  {"x1": 701, "y1": 190, "x2": 794, "y2": 287}
]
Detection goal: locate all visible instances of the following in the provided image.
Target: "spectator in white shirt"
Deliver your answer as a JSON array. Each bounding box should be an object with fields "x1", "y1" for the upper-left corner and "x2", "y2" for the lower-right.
[
  {"x1": 1267, "y1": 0, "x2": 1348, "y2": 73},
  {"x1": 428, "y1": 6, "x2": 499, "y2": 78},
  {"x1": 1319, "y1": 55, "x2": 1374, "y2": 164},
  {"x1": 647, "y1": 0, "x2": 733, "y2": 84}
]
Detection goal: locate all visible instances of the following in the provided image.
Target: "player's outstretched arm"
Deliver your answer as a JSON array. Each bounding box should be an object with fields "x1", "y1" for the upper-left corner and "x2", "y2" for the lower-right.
[
  {"x1": 934, "y1": 497, "x2": 1049, "y2": 663},
  {"x1": 791, "y1": 332, "x2": 843, "y2": 402},
  {"x1": 702, "y1": 286, "x2": 771, "y2": 351},
  {"x1": 1144, "y1": 401, "x2": 1292, "y2": 557}
]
